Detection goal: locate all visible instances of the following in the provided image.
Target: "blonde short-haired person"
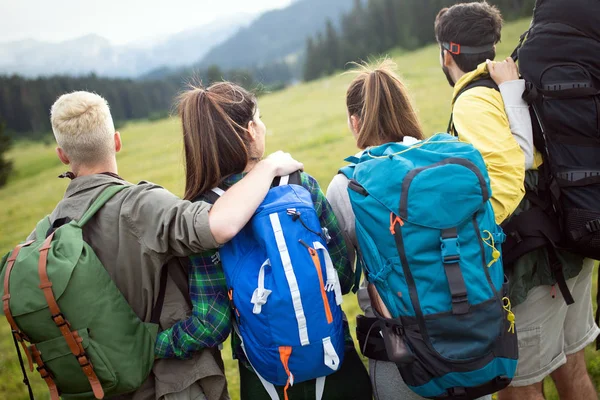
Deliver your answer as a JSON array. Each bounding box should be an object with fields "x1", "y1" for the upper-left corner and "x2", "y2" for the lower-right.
[{"x1": 30, "y1": 91, "x2": 302, "y2": 400}]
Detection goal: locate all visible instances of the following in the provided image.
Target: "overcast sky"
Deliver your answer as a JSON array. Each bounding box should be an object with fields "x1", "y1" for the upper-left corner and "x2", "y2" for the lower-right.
[{"x1": 0, "y1": 0, "x2": 292, "y2": 45}]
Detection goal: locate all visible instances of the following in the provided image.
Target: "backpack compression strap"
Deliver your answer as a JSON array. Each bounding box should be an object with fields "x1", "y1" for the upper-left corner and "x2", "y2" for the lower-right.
[
  {"x1": 4, "y1": 240, "x2": 61, "y2": 400},
  {"x1": 38, "y1": 231, "x2": 105, "y2": 399},
  {"x1": 3, "y1": 242, "x2": 37, "y2": 385},
  {"x1": 447, "y1": 77, "x2": 499, "y2": 135}
]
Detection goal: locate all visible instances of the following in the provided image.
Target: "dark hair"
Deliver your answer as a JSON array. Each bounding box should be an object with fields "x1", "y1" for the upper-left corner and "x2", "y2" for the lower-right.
[
  {"x1": 435, "y1": 1, "x2": 503, "y2": 73},
  {"x1": 178, "y1": 81, "x2": 257, "y2": 200},
  {"x1": 346, "y1": 59, "x2": 424, "y2": 149}
]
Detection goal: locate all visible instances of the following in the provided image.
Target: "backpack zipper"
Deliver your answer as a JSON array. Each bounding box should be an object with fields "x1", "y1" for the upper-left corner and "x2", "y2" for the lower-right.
[{"x1": 299, "y1": 239, "x2": 333, "y2": 324}]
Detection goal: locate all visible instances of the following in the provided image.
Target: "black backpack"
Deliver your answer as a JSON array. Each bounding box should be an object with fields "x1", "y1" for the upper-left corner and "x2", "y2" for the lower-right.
[{"x1": 504, "y1": 0, "x2": 600, "y2": 306}]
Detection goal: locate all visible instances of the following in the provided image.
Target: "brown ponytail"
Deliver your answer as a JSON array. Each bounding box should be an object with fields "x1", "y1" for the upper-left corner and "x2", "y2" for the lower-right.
[
  {"x1": 178, "y1": 82, "x2": 257, "y2": 200},
  {"x1": 346, "y1": 59, "x2": 424, "y2": 149}
]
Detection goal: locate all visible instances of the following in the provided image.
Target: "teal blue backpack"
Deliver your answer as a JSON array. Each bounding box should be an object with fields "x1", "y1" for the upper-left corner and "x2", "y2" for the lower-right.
[{"x1": 342, "y1": 134, "x2": 518, "y2": 399}]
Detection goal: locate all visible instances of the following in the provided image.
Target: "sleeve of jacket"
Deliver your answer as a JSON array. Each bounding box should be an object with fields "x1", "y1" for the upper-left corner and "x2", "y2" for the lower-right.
[
  {"x1": 326, "y1": 174, "x2": 358, "y2": 270},
  {"x1": 453, "y1": 87, "x2": 526, "y2": 224},
  {"x1": 122, "y1": 183, "x2": 220, "y2": 257}
]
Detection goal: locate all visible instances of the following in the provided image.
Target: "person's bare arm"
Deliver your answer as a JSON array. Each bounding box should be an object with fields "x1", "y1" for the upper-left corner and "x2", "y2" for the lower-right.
[{"x1": 209, "y1": 151, "x2": 303, "y2": 244}]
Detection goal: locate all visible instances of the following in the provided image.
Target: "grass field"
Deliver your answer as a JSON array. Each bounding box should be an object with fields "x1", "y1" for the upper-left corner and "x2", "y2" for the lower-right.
[{"x1": 1, "y1": 17, "x2": 598, "y2": 399}]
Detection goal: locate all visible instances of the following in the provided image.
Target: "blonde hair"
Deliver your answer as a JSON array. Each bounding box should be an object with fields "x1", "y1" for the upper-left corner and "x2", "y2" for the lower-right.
[
  {"x1": 346, "y1": 59, "x2": 424, "y2": 149},
  {"x1": 50, "y1": 91, "x2": 115, "y2": 165}
]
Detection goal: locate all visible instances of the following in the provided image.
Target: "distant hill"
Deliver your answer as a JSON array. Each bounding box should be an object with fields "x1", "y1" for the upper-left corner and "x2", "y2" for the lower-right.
[
  {"x1": 0, "y1": 13, "x2": 253, "y2": 78},
  {"x1": 198, "y1": 0, "x2": 355, "y2": 70}
]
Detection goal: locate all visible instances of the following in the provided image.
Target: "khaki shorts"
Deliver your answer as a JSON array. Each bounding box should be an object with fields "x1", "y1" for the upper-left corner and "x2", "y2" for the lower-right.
[{"x1": 510, "y1": 259, "x2": 600, "y2": 387}]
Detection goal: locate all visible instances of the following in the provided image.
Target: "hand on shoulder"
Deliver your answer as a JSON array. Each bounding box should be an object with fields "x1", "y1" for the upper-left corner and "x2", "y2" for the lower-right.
[
  {"x1": 487, "y1": 57, "x2": 520, "y2": 86},
  {"x1": 259, "y1": 151, "x2": 304, "y2": 177}
]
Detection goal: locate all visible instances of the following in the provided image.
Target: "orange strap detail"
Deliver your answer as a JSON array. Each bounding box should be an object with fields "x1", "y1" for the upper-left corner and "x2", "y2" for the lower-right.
[
  {"x1": 279, "y1": 346, "x2": 293, "y2": 400},
  {"x1": 37, "y1": 233, "x2": 105, "y2": 400},
  {"x1": 30, "y1": 344, "x2": 60, "y2": 400},
  {"x1": 389, "y1": 213, "x2": 404, "y2": 235},
  {"x1": 308, "y1": 248, "x2": 333, "y2": 324},
  {"x1": 3, "y1": 240, "x2": 35, "y2": 372}
]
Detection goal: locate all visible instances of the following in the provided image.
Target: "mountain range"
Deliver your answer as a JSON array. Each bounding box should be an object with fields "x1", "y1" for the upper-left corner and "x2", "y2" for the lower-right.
[
  {"x1": 0, "y1": 0, "x2": 355, "y2": 79},
  {"x1": 0, "y1": 13, "x2": 253, "y2": 78}
]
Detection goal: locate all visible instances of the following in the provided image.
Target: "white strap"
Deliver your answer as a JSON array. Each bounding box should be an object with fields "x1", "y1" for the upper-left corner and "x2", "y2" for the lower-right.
[
  {"x1": 211, "y1": 187, "x2": 225, "y2": 196},
  {"x1": 233, "y1": 322, "x2": 280, "y2": 400},
  {"x1": 270, "y1": 213, "x2": 310, "y2": 346},
  {"x1": 251, "y1": 259, "x2": 272, "y2": 314},
  {"x1": 313, "y1": 242, "x2": 343, "y2": 306},
  {"x1": 256, "y1": 371, "x2": 280, "y2": 400},
  {"x1": 322, "y1": 337, "x2": 340, "y2": 371},
  {"x1": 315, "y1": 376, "x2": 326, "y2": 400},
  {"x1": 279, "y1": 175, "x2": 290, "y2": 186}
]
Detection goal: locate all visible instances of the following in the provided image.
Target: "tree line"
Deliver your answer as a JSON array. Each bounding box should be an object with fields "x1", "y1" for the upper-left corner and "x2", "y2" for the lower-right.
[
  {"x1": 304, "y1": 0, "x2": 536, "y2": 81},
  {"x1": 0, "y1": 63, "x2": 292, "y2": 140}
]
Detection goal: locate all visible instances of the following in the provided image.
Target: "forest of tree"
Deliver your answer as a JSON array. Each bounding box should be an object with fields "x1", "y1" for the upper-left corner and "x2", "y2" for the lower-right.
[
  {"x1": 1, "y1": 0, "x2": 537, "y2": 140},
  {"x1": 0, "y1": 75, "x2": 179, "y2": 138},
  {"x1": 304, "y1": 0, "x2": 536, "y2": 81},
  {"x1": 0, "y1": 121, "x2": 12, "y2": 187},
  {"x1": 0, "y1": 63, "x2": 290, "y2": 139}
]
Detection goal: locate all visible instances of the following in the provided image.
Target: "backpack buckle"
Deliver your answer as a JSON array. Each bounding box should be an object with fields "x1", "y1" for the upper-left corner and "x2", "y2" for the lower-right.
[
  {"x1": 441, "y1": 237, "x2": 460, "y2": 263},
  {"x1": 51, "y1": 313, "x2": 68, "y2": 328},
  {"x1": 509, "y1": 230, "x2": 523, "y2": 244},
  {"x1": 76, "y1": 353, "x2": 91, "y2": 368},
  {"x1": 36, "y1": 364, "x2": 54, "y2": 379},
  {"x1": 586, "y1": 219, "x2": 600, "y2": 233}
]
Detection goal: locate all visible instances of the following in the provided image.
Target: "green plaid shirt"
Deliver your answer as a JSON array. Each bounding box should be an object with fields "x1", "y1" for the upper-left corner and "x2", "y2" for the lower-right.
[{"x1": 155, "y1": 171, "x2": 353, "y2": 359}]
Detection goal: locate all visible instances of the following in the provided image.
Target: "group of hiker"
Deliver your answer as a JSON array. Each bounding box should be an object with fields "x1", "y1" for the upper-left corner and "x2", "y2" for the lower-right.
[{"x1": 2, "y1": 1, "x2": 600, "y2": 400}]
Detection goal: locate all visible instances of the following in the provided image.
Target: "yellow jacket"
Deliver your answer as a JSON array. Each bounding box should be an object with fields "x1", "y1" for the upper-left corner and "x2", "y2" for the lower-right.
[{"x1": 451, "y1": 62, "x2": 526, "y2": 224}]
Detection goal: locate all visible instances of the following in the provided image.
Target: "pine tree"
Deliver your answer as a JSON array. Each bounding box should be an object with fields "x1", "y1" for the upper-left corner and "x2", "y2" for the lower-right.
[
  {"x1": 324, "y1": 19, "x2": 341, "y2": 74},
  {"x1": 0, "y1": 122, "x2": 13, "y2": 188},
  {"x1": 303, "y1": 37, "x2": 321, "y2": 81}
]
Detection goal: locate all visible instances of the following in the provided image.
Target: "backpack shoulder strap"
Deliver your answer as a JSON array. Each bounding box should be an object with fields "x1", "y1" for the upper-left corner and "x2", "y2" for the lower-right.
[
  {"x1": 150, "y1": 266, "x2": 169, "y2": 325},
  {"x1": 339, "y1": 164, "x2": 356, "y2": 180},
  {"x1": 204, "y1": 170, "x2": 303, "y2": 205},
  {"x1": 34, "y1": 216, "x2": 52, "y2": 241},
  {"x1": 203, "y1": 188, "x2": 223, "y2": 205},
  {"x1": 77, "y1": 184, "x2": 128, "y2": 228},
  {"x1": 448, "y1": 77, "x2": 500, "y2": 135},
  {"x1": 456, "y1": 77, "x2": 499, "y2": 100},
  {"x1": 273, "y1": 170, "x2": 302, "y2": 187}
]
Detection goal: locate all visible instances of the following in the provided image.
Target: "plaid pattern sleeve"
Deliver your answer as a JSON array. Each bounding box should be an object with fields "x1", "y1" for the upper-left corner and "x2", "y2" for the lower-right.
[
  {"x1": 154, "y1": 250, "x2": 231, "y2": 359},
  {"x1": 300, "y1": 172, "x2": 354, "y2": 294}
]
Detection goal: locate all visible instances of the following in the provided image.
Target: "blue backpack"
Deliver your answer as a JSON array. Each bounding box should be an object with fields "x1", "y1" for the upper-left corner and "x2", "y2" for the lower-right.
[
  {"x1": 208, "y1": 172, "x2": 345, "y2": 400},
  {"x1": 341, "y1": 134, "x2": 518, "y2": 399}
]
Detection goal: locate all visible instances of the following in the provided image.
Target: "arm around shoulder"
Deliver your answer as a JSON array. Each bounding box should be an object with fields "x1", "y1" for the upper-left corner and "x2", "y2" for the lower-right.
[{"x1": 122, "y1": 183, "x2": 219, "y2": 257}]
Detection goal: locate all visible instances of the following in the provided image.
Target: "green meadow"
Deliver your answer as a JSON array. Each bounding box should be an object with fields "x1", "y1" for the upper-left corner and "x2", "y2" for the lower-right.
[{"x1": 1, "y1": 17, "x2": 598, "y2": 399}]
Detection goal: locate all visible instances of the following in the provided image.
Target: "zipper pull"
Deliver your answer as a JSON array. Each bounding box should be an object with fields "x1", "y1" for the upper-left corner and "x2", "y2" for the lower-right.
[
  {"x1": 502, "y1": 297, "x2": 515, "y2": 334},
  {"x1": 287, "y1": 208, "x2": 300, "y2": 221},
  {"x1": 298, "y1": 239, "x2": 316, "y2": 256}
]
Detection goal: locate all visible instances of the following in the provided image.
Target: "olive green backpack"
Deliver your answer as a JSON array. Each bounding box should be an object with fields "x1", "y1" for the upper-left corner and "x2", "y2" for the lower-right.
[{"x1": 1, "y1": 185, "x2": 160, "y2": 399}]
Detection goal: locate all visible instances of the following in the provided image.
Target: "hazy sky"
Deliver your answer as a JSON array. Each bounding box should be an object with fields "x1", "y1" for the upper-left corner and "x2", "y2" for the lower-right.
[{"x1": 0, "y1": 0, "x2": 292, "y2": 45}]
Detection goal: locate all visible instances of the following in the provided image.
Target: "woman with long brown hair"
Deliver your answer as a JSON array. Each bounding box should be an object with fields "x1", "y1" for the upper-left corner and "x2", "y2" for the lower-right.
[
  {"x1": 176, "y1": 81, "x2": 372, "y2": 400},
  {"x1": 327, "y1": 60, "x2": 494, "y2": 400}
]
